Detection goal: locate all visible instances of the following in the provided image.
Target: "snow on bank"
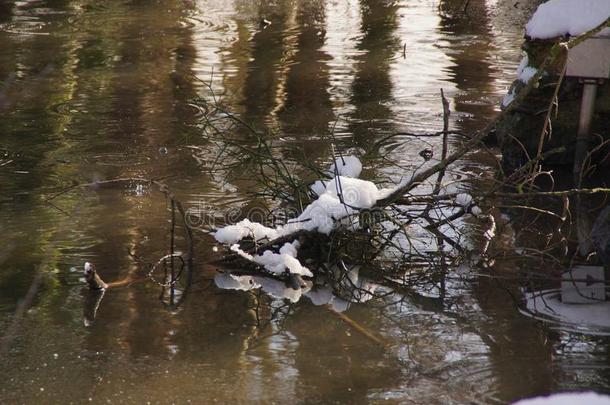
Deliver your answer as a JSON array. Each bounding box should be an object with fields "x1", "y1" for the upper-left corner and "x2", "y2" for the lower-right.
[
  {"x1": 511, "y1": 392, "x2": 610, "y2": 405},
  {"x1": 502, "y1": 87, "x2": 517, "y2": 108},
  {"x1": 526, "y1": 0, "x2": 610, "y2": 39},
  {"x1": 516, "y1": 55, "x2": 537, "y2": 84},
  {"x1": 523, "y1": 288, "x2": 610, "y2": 334},
  {"x1": 503, "y1": 0, "x2": 610, "y2": 108},
  {"x1": 501, "y1": 55, "x2": 537, "y2": 108}
]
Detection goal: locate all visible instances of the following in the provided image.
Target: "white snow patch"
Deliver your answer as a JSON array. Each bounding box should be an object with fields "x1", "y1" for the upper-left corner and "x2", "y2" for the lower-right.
[
  {"x1": 502, "y1": 88, "x2": 516, "y2": 108},
  {"x1": 218, "y1": 176, "x2": 384, "y2": 246},
  {"x1": 516, "y1": 56, "x2": 537, "y2": 84},
  {"x1": 526, "y1": 0, "x2": 610, "y2": 39},
  {"x1": 511, "y1": 392, "x2": 610, "y2": 405},
  {"x1": 329, "y1": 155, "x2": 363, "y2": 178},
  {"x1": 310, "y1": 180, "x2": 328, "y2": 196},
  {"x1": 377, "y1": 186, "x2": 396, "y2": 200},
  {"x1": 279, "y1": 241, "x2": 298, "y2": 257},
  {"x1": 311, "y1": 155, "x2": 363, "y2": 196},
  {"x1": 230, "y1": 241, "x2": 313, "y2": 277},
  {"x1": 214, "y1": 218, "x2": 278, "y2": 244},
  {"x1": 524, "y1": 289, "x2": 610, "y2": 332},
  {"x1": 326, "y1": 176, "x2": 380, "y2": 209}
]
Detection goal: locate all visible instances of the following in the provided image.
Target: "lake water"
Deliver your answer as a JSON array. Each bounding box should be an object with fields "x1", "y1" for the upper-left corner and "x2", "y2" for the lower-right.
[{"x1": 1, "y1": 0, "x2": 609, "y2": 403}]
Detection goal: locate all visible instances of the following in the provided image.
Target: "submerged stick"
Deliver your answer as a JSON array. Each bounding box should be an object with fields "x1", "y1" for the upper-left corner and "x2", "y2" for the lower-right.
[{"x1": 325, "y1": 305, "x2": 389, "y2": 347}]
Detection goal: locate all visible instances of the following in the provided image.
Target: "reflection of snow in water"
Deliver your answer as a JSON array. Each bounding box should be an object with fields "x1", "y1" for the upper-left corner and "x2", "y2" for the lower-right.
[
  {"x1": 214, "y1": 272, "x2": 309, "y2": 303},
  {"x1": 214, "y1": 266, "x2": 378, "y2": 312},
  {"x1": 511, "y1": 391, "x2": 610, "y2": 405},
  {"x1": 520, "y1": 288, "x2": 610, "y2": 336}
]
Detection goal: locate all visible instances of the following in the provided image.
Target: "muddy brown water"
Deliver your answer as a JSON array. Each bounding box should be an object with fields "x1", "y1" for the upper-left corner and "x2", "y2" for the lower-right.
[{"x1": 1, "y1": 0, "x2": 609, "y2": 404}]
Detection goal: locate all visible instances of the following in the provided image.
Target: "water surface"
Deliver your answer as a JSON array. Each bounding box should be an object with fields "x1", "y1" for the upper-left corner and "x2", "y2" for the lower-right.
[{"x1": 1, "y1": 0, "x2": 609, "y2": 403}]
